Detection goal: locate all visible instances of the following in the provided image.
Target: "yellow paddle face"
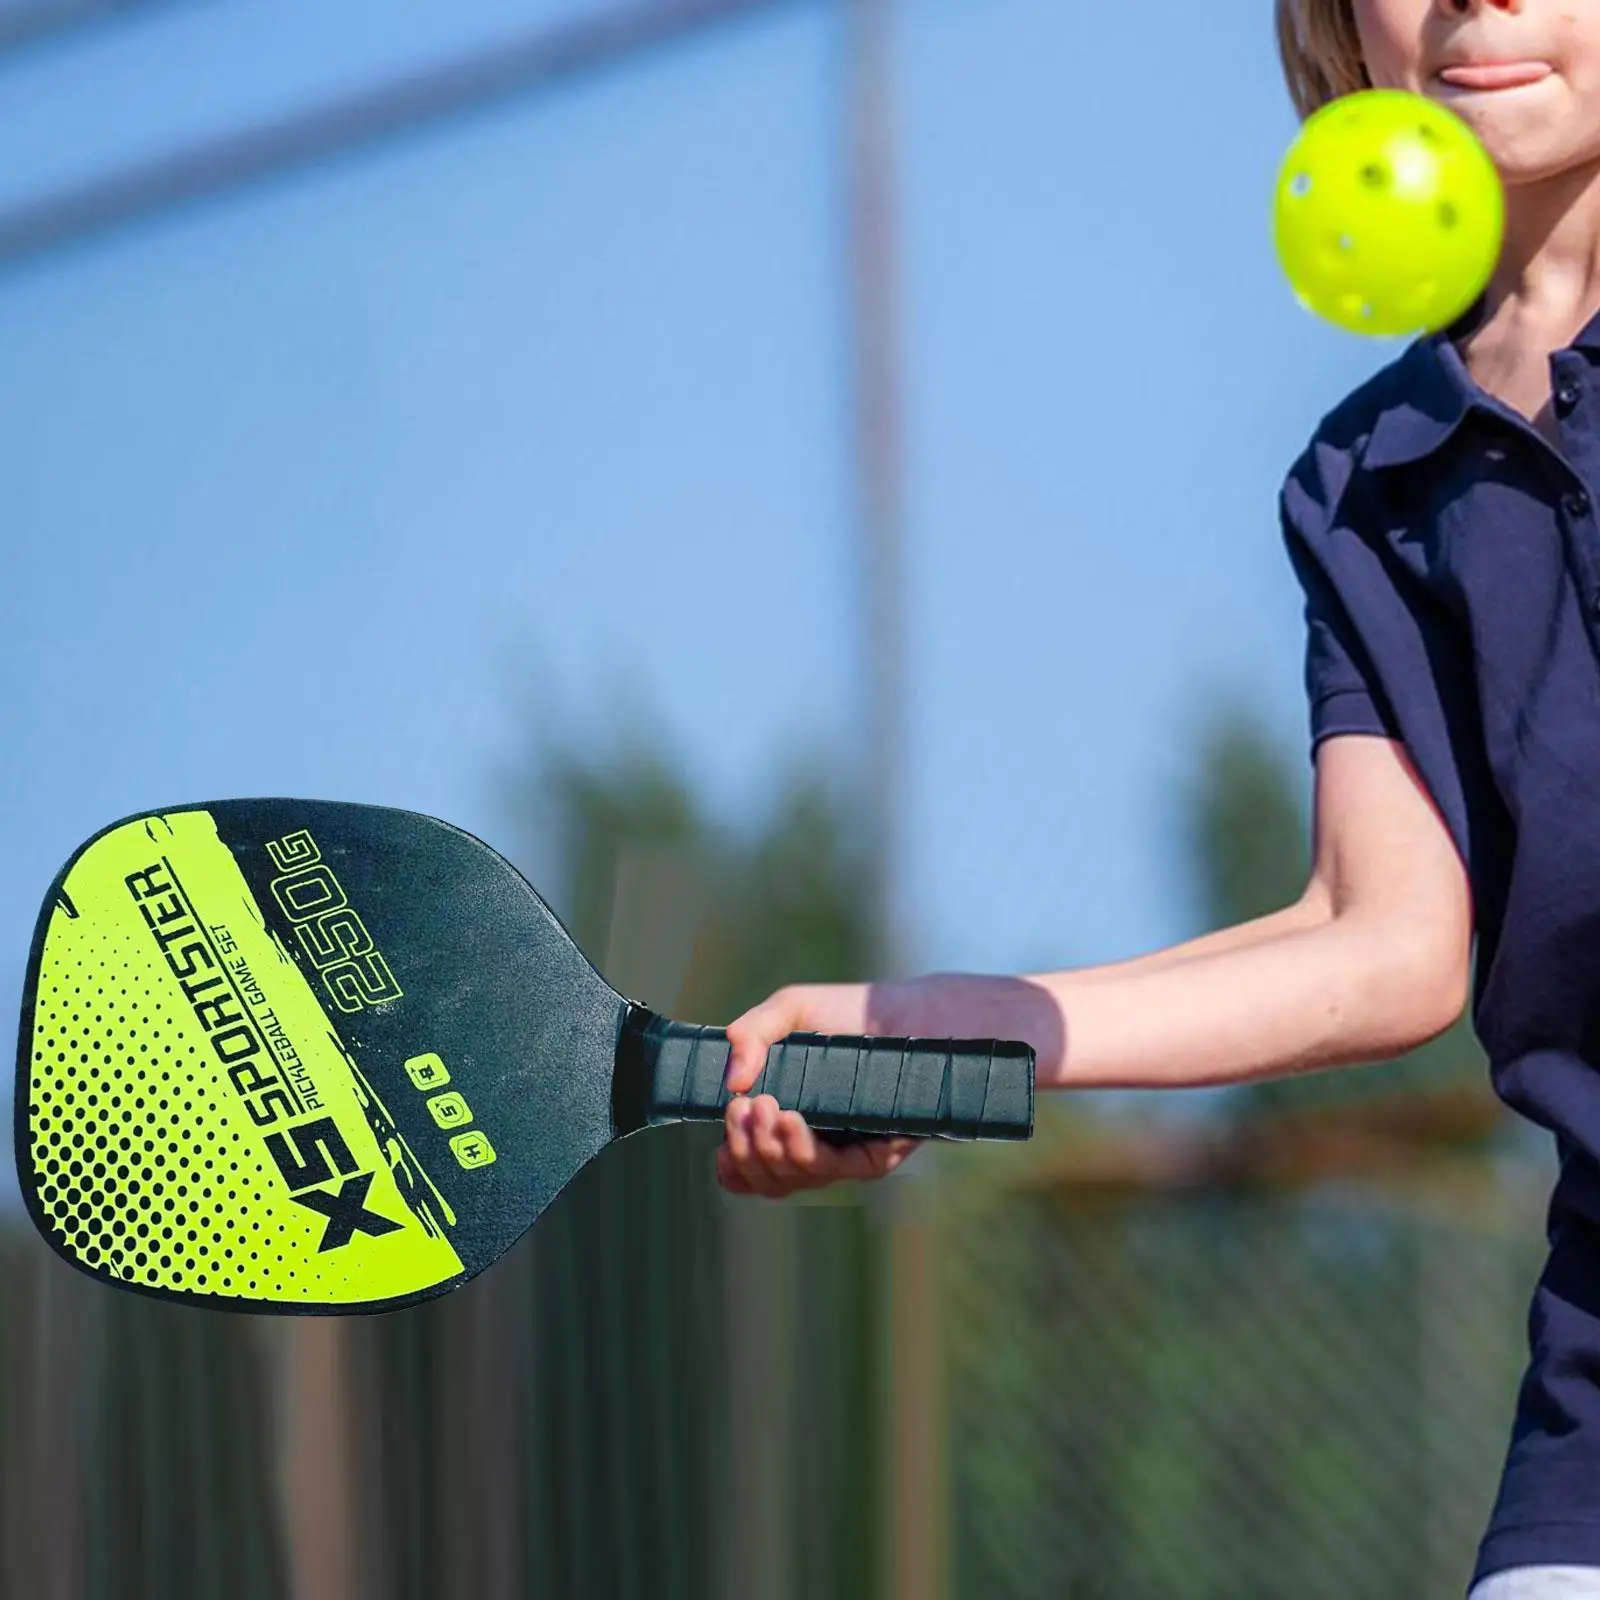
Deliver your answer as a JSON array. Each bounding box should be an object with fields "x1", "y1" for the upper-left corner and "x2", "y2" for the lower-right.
[{"x1": 22, "y1": 808, "x2": 469, "y2": 1308}]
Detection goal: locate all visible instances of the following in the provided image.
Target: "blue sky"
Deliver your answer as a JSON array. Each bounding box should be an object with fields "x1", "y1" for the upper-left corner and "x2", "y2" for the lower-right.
[{"x1": 0, "y1": 0, "x2": 1395, "y2": 1195}]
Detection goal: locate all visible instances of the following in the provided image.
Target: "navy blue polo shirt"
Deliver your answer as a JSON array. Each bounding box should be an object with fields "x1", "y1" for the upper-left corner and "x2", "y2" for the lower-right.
[{"x1": 1281, "y1": 298, "x2": 1600, "y2": 1590}]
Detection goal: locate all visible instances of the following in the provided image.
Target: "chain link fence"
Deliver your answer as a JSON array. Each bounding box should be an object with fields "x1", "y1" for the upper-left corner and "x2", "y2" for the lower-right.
[
  {"x1": 942, "y1": 1144, "x2": 1550, "y2": 1600},
  {"x1": 0, "y1": 1117, "x2": 1557, "y2": 1600}
]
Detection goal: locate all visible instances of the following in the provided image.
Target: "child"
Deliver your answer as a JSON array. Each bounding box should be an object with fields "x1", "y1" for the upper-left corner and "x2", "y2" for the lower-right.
[{"x1": 716, "y1": 2, "x2": 1600, "y2": 1595}]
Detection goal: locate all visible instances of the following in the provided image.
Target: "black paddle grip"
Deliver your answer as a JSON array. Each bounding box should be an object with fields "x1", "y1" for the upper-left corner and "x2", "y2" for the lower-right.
[{"x1": 631, "y1": 1013, "x2": 1033, "y2": 1142}]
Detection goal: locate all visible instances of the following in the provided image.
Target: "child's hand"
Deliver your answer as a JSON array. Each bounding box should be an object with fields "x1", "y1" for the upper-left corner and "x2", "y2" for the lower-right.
[{"x1": 716, "y1": 982, "x2": 923, "y2": 1199}]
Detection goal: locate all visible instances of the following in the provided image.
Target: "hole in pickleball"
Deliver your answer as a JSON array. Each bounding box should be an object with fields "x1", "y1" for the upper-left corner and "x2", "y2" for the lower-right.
[
  {"x1": 1439, "y1": 201, "x2": 1459, "y2": 228},
  {"x1": 1360, "y1": 162, "x2": 1386, "y2": 188},
  {"x1": 1291, "y1": 171, "x2": 1311, "y2": 196}
]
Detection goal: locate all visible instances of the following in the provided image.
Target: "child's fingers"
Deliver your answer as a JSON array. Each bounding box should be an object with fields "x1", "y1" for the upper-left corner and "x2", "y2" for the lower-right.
[
  {"x1": 749, "y1": 1096, "x2": 800, "y2": 1184},
  {"x1": 774, "y1": 1111, "x2": 849, "y2": 1189},
  {"x1": 842, "y1": 1136, "x2": 923, "y2": 1182},
  {"x1": 720, "y1": 1096, "x2": 790, "y2": 1198},
  {"x1": 723, "y1": 1094, "x2": 756, "y2": 1169},
  {"x1": 783, "y1": 1119, "x2": 921, "y2": 1189},
  {"x1": 715, "y1": 1141, "x2": 756, "y2": 1195},
  {"x1": 779, "y1": 1109, "x2": 819, "y2": 1169},
  {"x1": 721, "y1": 1098, "x2": 833, "y2": 1197},
  {"x1": 719, "y1": 1095, "x2": 922, "y2": 1199},
  {"x1": 723, "y1": 987, "x2": 806, "y2": 1094}
]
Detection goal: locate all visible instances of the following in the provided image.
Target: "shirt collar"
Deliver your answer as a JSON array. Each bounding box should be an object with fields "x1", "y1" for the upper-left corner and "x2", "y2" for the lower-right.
[
  {"x1": 1571, "y1": 303, "x2": 1600, "y2": 353},
  {"x1": 1362, "y1": 296, "x2": 1485, "y2": 471},
  {"x1": 1362, "y1": 295, "x2": 1600, "y2": 471}
]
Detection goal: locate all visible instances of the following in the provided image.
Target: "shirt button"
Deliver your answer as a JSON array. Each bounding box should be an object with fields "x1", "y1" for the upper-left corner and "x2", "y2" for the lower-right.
[
  {"x1": 1558, "y1": 382, "x2": 1582, "y2": 410},
  {"x1": 1566, "y1": 488, "x2": 1592, "y2": 519}
]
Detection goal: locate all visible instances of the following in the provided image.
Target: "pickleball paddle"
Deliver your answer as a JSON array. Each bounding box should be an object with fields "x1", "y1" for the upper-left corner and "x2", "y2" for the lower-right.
[{"x1": 15, "y1": 800, "x2": 1034, "y2": 1314}]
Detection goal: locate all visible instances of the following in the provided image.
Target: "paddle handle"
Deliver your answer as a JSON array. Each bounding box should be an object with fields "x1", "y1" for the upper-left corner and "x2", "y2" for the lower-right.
[{"x1": 629, "y1": 1013, "x2": 1034, "y2": 1142}]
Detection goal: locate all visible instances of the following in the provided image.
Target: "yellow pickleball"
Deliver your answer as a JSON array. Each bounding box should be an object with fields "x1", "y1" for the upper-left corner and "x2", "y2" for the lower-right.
[{"x1": 1274, "y1": 88, "x2": 1504, "y2": 336}]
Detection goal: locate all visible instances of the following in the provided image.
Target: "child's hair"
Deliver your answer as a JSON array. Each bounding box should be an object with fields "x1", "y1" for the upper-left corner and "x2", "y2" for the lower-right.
[{"x1": 1276, "y1": 0, "x2": 1371, "y2": 119}]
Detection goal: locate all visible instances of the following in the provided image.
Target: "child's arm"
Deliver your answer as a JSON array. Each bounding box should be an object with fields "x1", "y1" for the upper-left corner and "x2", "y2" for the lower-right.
[
  {"x1": 1026, "y1": 906, "x2": 1453, "y2": 1089},
  {"x1": 717, "y1": 733, "x2": 1473, "y2": 1194},
  {"x1": 1060, "y1": 734, "x2": 1468, "y2": 995}
]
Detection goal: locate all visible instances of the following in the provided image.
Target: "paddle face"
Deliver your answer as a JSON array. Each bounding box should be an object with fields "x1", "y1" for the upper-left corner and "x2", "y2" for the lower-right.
[{"x1": 17, "y1": 801, "x2": 626, "y2": 1313}]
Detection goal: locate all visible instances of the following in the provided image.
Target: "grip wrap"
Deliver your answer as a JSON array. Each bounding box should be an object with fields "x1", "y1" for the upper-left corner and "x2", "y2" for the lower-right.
[{"x1": 632, "y1": 1013, "x2": 1033, "y2": 1142}]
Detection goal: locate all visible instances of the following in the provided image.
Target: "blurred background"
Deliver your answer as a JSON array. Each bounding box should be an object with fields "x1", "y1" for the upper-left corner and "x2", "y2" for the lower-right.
[{"x1": 0, "y1": 1, "x2": 1555, "y2": 1596}]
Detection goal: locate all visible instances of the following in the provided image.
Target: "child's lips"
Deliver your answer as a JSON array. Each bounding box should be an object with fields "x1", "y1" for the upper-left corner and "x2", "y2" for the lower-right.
[{"x1": 1437, "y1": 61, "x2": 1553, "y2": 91}]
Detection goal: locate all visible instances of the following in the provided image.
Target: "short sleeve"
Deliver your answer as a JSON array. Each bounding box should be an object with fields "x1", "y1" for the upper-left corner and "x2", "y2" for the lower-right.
[{"x1": 1281, "y1": 495, "x2": 1402, "y2": 762}]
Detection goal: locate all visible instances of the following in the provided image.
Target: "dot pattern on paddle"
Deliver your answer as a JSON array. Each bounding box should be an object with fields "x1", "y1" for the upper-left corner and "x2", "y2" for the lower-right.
[{"x1": 28, "y1": 909, "x2": 290, "y2": 1298}]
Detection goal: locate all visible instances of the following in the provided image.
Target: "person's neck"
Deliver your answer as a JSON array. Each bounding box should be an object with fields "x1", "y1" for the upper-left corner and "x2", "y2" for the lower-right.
[{"x1": 1474, "y1": 160, "x2": 1600, "y2": 346}]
